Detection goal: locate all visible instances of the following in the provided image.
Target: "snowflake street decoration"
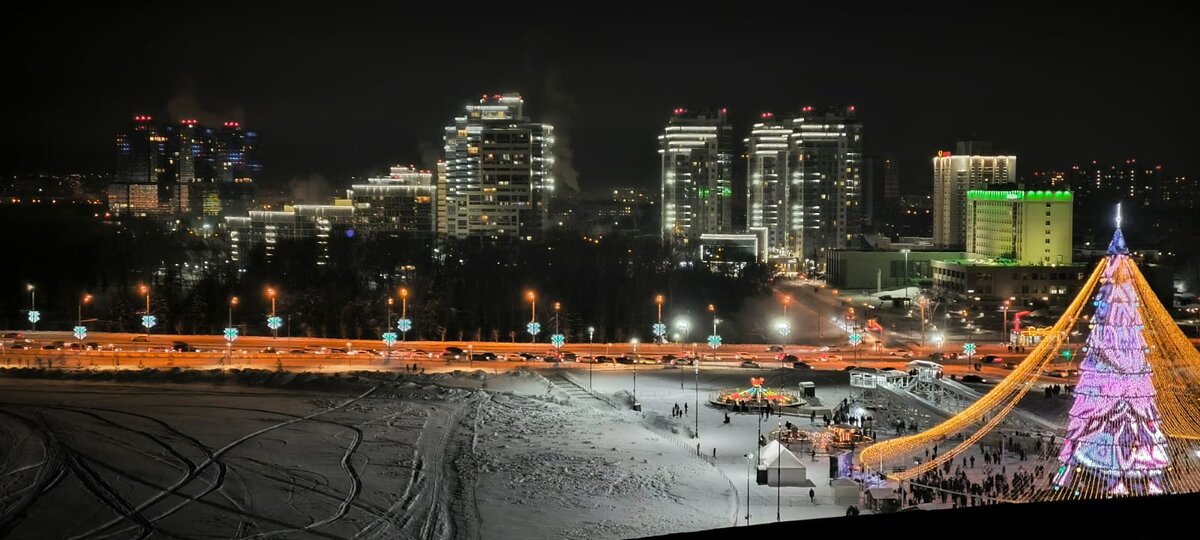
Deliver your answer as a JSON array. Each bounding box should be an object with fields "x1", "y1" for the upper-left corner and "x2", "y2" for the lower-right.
[
  {"x1": 267, "y1": 316, "x2": 283, "y2": 330},
  {"x1": 224, "y1": 327, "x2": 239, "y2": 342},
  {"x1": 397, "y1": 318, "x2": 413, "y2": 332},
  {"x1": 382, "y1": 332, "x2": 398, "y2": 347},
  {"x1": 963, "y1": 342, "x2": 976, "y2": 356},
  {"x1": 142, "y1": 315, "x2": 157, "y2": 329},
  {"x1": 27, "y1": 310, "x2": 40, "y2": 324},
  {"x1": 551, "y1": 334, "x2": 565, "y2": 348},
  {"x1": 73, "y1": 326, "x2": 87, "y2": 340},
  {"x1": 652, "y1": 323, "x2": 667, "y2": 337},
  {"x1": 527, "y1": 321, "x2": 541, "y2": 336},
  {"x1": 776, "y1": 321, "x2": 792, "y2": 336},
  {"x1": 848, "y1": 332, "x2": 863, "y2": 346},
  {"x1": 708, "y1": 334, "x2": 722, "y2": 349}
]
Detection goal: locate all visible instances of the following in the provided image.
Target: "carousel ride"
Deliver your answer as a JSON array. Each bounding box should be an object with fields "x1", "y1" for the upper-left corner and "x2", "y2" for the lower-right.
[{"x1": 711, "y1": 377, "x2": 804, "y2": 410}]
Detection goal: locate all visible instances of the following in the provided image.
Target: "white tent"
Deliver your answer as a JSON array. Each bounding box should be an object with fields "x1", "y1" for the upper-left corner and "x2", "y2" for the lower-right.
[{"x1": 758, "y1": 441, "x2": 807, "y2": 486}]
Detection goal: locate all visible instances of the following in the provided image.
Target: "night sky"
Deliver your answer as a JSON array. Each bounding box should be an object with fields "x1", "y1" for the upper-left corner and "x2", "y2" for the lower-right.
[{"x1": 5, "y1": 5, "x2": 1195, "y2": 199}]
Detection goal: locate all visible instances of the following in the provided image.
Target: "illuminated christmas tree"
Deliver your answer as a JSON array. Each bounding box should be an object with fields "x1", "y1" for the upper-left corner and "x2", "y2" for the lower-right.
[{"x1": 1054, "y1": 225, "x2": 1170, "y2": 496}]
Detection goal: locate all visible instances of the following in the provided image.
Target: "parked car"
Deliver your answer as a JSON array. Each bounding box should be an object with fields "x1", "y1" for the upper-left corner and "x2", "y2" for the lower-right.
[
  {"x1": 41, "y1": 344, "x2": 59, "y2": 350},
  {"x1": 594, "y1": 355, "x2": 614, "y2": 363},
  {"x1": 673, "y1": 357, "x2": 695, "y2": 365},
  {"x1": 927, "y1": 352, "x2": 945, "y2": 361},
  {"x1": 792, "y1": 361, "x2": 812, "y2": 370},
  {"x1": 9, "y1": 342, "x2": 27, "y2": 349},
  {"x1": 2, "y1": 332, "x2": 24, "y2": 339},
  {"x1": 660, "y1": 354, "x2": 677, "y2": 364},
  {"x1": 562, "y1": 352, "x2": 577, "y2": 362},
  {"x1": 961, "y1": 374, "x2": 988, "y2": 384},
  {"x1": 615, "y1": 356, "x2": 635, "y2": 364},
  {"x1": 288, "y1": 349, "x2": 308, "y2": 354},
  {"x1": 739, "y1": 361, "x2": 761, "y2": 369},
  {"x1": 982, "y1": 355, "x2": 1003, "y2": 364},
  {"x1": 471, "y1": 353, "x2": 488, "y2": 361}
]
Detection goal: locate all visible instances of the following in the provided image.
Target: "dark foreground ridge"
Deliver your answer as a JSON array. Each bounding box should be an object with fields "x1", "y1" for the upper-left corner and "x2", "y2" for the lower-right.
[{"x1": 642, "y1": 491, "x2": 1200, "y2": 539}]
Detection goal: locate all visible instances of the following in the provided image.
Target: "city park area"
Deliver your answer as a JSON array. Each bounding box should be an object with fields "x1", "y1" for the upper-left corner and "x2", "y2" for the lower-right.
[{"x1": 5, "y1": 223, "x2": 1200, "y2": 536}]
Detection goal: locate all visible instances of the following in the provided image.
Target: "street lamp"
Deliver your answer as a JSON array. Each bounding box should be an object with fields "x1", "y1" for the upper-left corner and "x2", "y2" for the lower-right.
[
  {"x1": 387, "y1": 297, "x2": 395, "y2": 364},
  {"x1": 399, "y1": 287, "x2": 410, "y2": 342},
  {"x1": 140, "y1": 284, "x2": 151, "y2": 337},
  {"x1": 588, "y1": 326, "x2": 596, "y2": 389},
  {"x1": 900, "y1": 248, "x2": 911, "y2": 299},
  {"x1": 78, "y1": 293, "x2": 92, "y2": 328},
  {"x1": 266, "y1": 287, "x2": 278, "y2": 340},
  {"x1": 694, "y1": 355, "x2": 700, "y2": 438},
  {"x1": 227, "y1": 296, "x2": 239, "y2": 365},
  {"x1": 631, "y1": 338, "x2": 639, "y2": 402},
  {"x1": 743, "y1": 452, "x2": 754, "y2": 526},
  {"x1": 526, "y1": 290, "x2": 538, "y2": 343},
  {"x1": 27, "y1": 284, "x2": 37, "y2": 332},
  {"x1": 708, "y1": 304, "x2": 717, "y2": 336},
  {"x1": 676, "y1": 318, "x2": 691, "y2": 353},
  {"x1": 1001, "y1": 300, "x2": 1011, "y2": 345}
]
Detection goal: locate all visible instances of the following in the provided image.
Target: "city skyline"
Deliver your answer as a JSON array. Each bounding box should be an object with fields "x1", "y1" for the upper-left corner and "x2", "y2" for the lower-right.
[{"x1": 4, "y1": 6, "x2": 1196, "y2": 198}]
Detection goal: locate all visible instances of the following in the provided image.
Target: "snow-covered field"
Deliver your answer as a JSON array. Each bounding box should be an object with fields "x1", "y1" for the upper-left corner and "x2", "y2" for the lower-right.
[{"x1": 0, "y1": 368, "x2": 742, "y2": 539}]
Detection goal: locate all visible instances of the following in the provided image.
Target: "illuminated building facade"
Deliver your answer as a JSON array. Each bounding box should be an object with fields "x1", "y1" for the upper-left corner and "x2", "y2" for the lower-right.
[
  {"x1": 441, "y1": 93, "x2": 554, "y2": 241},
  {"x1": 110, "y1": 116, "x2": 259, "y2": 218},
  {"x1": 790, "y1": 106, "x2": 863, "y2": 264},
  {"x1": 966, "y1": 190, "x2": 1073, "y2": 265},
  {"x1": 660, "y1": 108, "x2": 733, "y2": 251},
  {"x1": 932, "y1": 142, "x2": 1016, "y2": 248},
  {"x1": 349, "y1": 165, "x2": 436, "y2": 234},
  {"x1": 745, "y1": 115, "x2": 794, "y2": 256}
]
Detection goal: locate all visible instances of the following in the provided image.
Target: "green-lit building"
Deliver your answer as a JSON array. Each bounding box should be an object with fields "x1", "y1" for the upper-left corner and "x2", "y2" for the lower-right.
[{"x1": 966, "y1": 190, "x2": 1073, "y2": 265}]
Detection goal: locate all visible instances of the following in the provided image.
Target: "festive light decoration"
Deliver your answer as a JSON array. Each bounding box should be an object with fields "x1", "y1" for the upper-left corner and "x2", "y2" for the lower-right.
[
  {"x1": 848, "y1": 332, "x2": 864, "y2": 346},
  {"x1": 550, "y1": 333, "x2": 565, "y2": 348},
  {"x1": 713, "y1": 377, "x2": 803, "y2": 407},
  {"x1": 963, "y1": 342, "x2": 976, "y2": 356},
  {"x1": 142, "y1": 315, "x2": 157, "y2": 329},
  {"x1": 1054, "y1": 228, "x2": 1169, "y2": 496},
  {"x1": 397, "y1": 318, "x2": 413, "y2": 332},
  {"x1": 708, "y1": 334, "x2": 722, "y2": 349},
  {"x1": 267, "y1": 316, "x2": 283, "y2": 331},
  {"x1": 224, "y1": 327, "x2": 238, "y2": 342},
  {"x1": 527, "y1": 321, "x2": 541, "y2": 336},
  {"x1": 73, "y1": 326, "x2": 87, "y2": 340},
  {"x1": 776, "y1": 321, "x2": 792, "y2": 336},
  {"x1": 860, "y1": 224, "x2": 1200, "y2": 502},
  {"x1": 27, "y1": 310, "x2": 40, "y2": 324},
  {"x1": 382, "y1": 332, "x2": 397, "y2": 347}
]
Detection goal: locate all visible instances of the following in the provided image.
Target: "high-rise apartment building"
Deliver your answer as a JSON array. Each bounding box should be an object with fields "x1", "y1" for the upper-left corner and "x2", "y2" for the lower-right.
[
  {"x1": 932, "y1": 142, "x2": 1016, "y2": 248},
  {"x1": 745, "y1": 114, "x2": 793, "y2": 256},
  {"x1": 348, "y1": 165, "x2": 436, "y2": 235},
  {"x1": 790, "y1": 106, "x2": 863, "y2": 263},
  {"x1": 441, "y1": 93, "x2": 554, "y2": 241},
  {"x1": 660, "y1": 108, "x2": 733, "y2": 250},
  {"x1": 110, "y1": 116, "x2": 258, "y2": 218},
  {"x1": 966, "y1": 190, "x2": 1073, "y2": 265}
]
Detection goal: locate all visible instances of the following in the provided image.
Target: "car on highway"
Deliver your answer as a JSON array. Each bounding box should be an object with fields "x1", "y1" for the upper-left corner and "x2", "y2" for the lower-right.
[
  {"x1": 561, "y1": 352, "x2": 577, "y2": 362},
  {"x1": 615, "y1": 356, "x2": 635, "y2": 364},
  {"x1": 981, "y1": 355, "x2": 1003, "y2": 364},
  {"x1": 736, "y1": 352, "x2": 756, "y2": 361},
  {"x1": 470, "y1": 353, "x2": 488, "y2": 361},
  {"x1": 816, "y1": 354, "x2": 843, "y2": 362},
  {"x1": 171, "y1": 341, "x2": 194, "y2": 352},
  {"x1": 961, "y1": 375, "x2": 988, "y2": 384},
  {"x1": 792, "y1": 361, "x2": 812, "y2": 370},
  {"x1": 739, "y1": 360, "x2": 761, "y2": 369},
  {"x1": 8, "y1": 342, "x2": 27, "y2": 349},
  {"x1": 765, "y1": 345, "x2": 784, "y2": 353},
  {"x1": 778, "y1": 354, "x2": 799, "y2": 363},
  {"x1": 131, "y1": 335, "x2": 149, "y2": 343},
  {"x1": 659, "y1": 354, "x2": 677, "y2": 364},
  {"x1": 261, "y1": 347, "x2": 279, "y2": 354},
  {"x1": 702, "y1": 354, "x2": 722, "y2": 362},
  {"x1": 673, "y1": 357, "x2": 695, "y2": 365},
  {"x1": 41, "y1": 344, "x2": 60, "y2": 350},
  {"x1": 1045, "y1": 368, "x2": 1079, "y2": 378},
  {"x1": 1003, "y1": 361, "x2": 1019, "y2": 370},
  {"x1": 927, "y1": 352, "x2": 945, "y2": 362},
  {"x1": 594, "y1": 355, "x2": 614, "y2": 363},
  {"x1": 2, "y1": 332, "x2": 24, "y2": 339},
  {"x1": 288, "y1": 348, "x2": 308, "y2": 354},
  {"x1": 889, "y1": 350, "x2": 915, "y2": 358}
]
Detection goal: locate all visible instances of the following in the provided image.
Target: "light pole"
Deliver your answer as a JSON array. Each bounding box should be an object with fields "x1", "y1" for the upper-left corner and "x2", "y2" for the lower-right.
[
  {"x1": 386, "y1": 297, "x2": 394, "y2": 365},
  {"x1": 227, "y1": 296, "x2": 238, "y2": 365},
  {"x1": 27, "y1": 284, "x2": 36, "y2": 332},
  {"x1": 1001, "y1": 300, "x2": 1010, "y2": 344},
  {"x1": 140, "y1": 284, "x2": 151, "y2": 337},
  {"x1": 527, "y1": 290, "x2": 537, "y2": 343},
  {"x1": 78, "y1": 293, "x2": 92, "y2": 329},
  {"x1": 676, "y1": 318, "x2": 691, "y2": 354},
  {"x1": 588, "y1": 326, "x2": 595, "y2": 389},
  {"x1": 743, "y1": 453, "x2": 754, "y2": 526},
  {"x1": 900, "y1": 248, "x2": 911, "y2": 300},
  {"x1": 776, "y1": 419, "x2": 782, "y2": 522},
  {"x1": 631, "y1": 338, "x2": 639, "y2": 402},
  {"x1": 708, "y1": 304, "x2": 717, "y2": 337},
  {"x1": 655, "y1": 294, "x2": 665, "y2": 344},
  {"x1": 917, "y1": 296, "x2": 929, "y2": 347},
  {"x1": 400, "y1": 287, "x2": 410, "y2": 342},
  {"x1": 694, "y1": 356, "x2": 700, "y2": 438},
  {"x1": 554, "y1": 301, "x2": 560, "y2": 334},
  {"x1": 267, "y1": 287, "x2": 278, "y2": 340}
]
